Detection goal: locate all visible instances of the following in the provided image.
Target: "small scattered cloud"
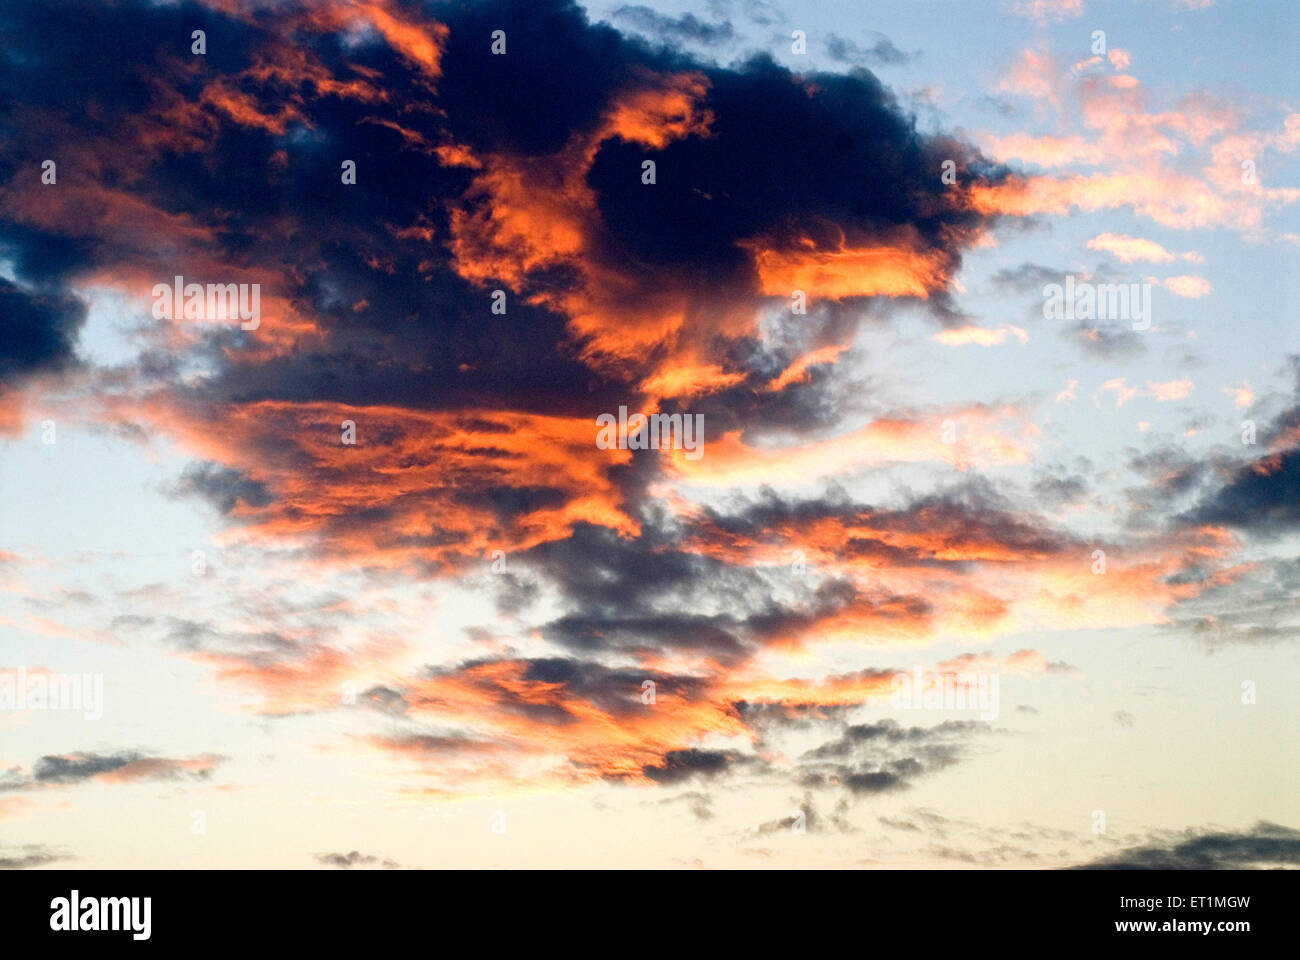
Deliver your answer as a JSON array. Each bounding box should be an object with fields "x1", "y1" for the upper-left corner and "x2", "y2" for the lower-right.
[
  {"x1": 1164, "y1": 275, "x2": 1212, "y2": 298},
  {"x1": 314, "y1": 850, "x2": 400, "y2": 869},
  {"x1": 1077, "y1": 822, "x2": 1300, "y2": 869}
]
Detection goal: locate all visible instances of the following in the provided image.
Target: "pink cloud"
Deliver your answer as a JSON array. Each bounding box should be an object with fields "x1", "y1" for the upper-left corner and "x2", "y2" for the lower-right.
[{"x1": 1163, "y1": 275, "x2": 1212, "y2": 298}]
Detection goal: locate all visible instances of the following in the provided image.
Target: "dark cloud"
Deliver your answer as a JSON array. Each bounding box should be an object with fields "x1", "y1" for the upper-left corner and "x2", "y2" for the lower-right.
[
  {"x1": 977, "y1": 94, "x2": 1019, "y2": 118},
  {"x1": 0, "y1": 845, "x2": 66, "y2": 869},
  {"x1": 1170, "y1": 358, "x2": 1300, "y2": 538},
  {"x1": 610, "y1": 6, "x2": 735, "y2": 46},
  {"x1": 0, "y1": 751, "x2": 224, "y2": 792},
  {"x1": 756, "y1": 792, "x2": 854, "y2": 835},
  {"x1": 30, "y1": 753, "x2": 142, "y2": 784},
  {"x1": 314, "y1": 850, "x2": 399, "y2": 869},
  {"x1": 1030, "y1": 472, "x2": 1090, "y2": 509},
  {"x1": 172, "y1": 462, "x2": 273, "y2": 514},
  {"x1": 161, "y1": 617, "x2": 309, "y2": 668},
  {"x1": 642, "y1": 748, "x2": 742, "y2": 784},
  {"x1": 1076, "y1": 822, "x2": 1300, "y2": 869},
  {"x1": 0, "y1": 279, "x2": 85, "y2": 386},
  {"x1": 990, "y1": 263, "x2": 1060, "y2": 294},
  {"x1": 1261, "y1": 357, "x2": 1300, "y2": 442},
  {"x1": 486, "y1": 571, "x2": 542, "y2": 617},
  {"x1": 798, "y1": 718, "x2": 993, "y2": 795},
  {"x1": 706, "y1": 0, "x2": 785, "y2": 27},
  {"x1": 734, "y1": 699, "x2": 859, "y2": 736},
  {"x1": 1063, "y1": 321, "x2": 1146, "y2": 360},
  {"x1": 581, "y1": 52, "x2": 999, "y2": 294},
  {"x1": 358, "y1": 684, "x2": 409, "y2": 715},
  {"x1": 0, "y1": 0, "x2": 1011, "y2": 583},
  {"x1": 1184, "y1": 449, "x2": 1300, "y2": 532},
  {"x1": 519, "y1": 657, "x2": 684, "y2": 716},
  {"x1": 0, "y1": 0, "x2": 1103, "y2": 820},
  {"x1": 825, "y1": 33, "x2": 914, "y2": 67},
  {"x1": 1128, "y1": 446, "x2": 1208, "y2": 496}
]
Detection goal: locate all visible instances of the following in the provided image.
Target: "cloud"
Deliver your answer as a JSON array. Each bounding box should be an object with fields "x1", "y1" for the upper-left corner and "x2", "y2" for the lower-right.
[
  {"x1": 1225, "y1": 383, "x2": 1254, "y2": 408},
  {"x1": 798, "y1": 718, "x2": 994, "y2": 794},
  {"x1": 0, "y1": 0, "x2": 1020, "y2": 588},
  {"x1": 991, "y1": 262, "x2": 1061, "y2": 293},
  {"x1": 756, "y1": 792, "x2": 854, "y2": 835},
  {"x1": 1086, "y1": 233, "x2": 1176, "y2": 263},
  {"x1": 1008, "y1": 0, "x2": 1084, "y2": 26},
  {"x1": 609, "y1": 6, "x2": 735, "y2": 46},
  {"x1": 825, "y1": 32, "x2": 914, "y2": 67},
  {"x1": 1184, "y1": 449, "x2": 1300, "y2": 532},
  {"x1": 0, "y1": 751, "x2": 225, "y2": 792},
  {"x1": 1076, "y1": 822, "x2": 1300, "y2": 869},
  {"x1": 1148, "y1": 379, "x2": 1195, "y2": 402},
  {"x1": 0, "y1": 0, "x2": 1283, "y2": 843},
  {"x1": 0, "y1": 844, "x2": 66, "y2": 869},
  {"x1": 0, "y1": 278, "x2": 86, "y2": 432},
  {"x1": 314, "y1": 850, "x2": 400, "y2": 869},
  {"x1": 1163, "y1": 275, "x2": 1212, "y2": 298},
  {"x1": 642, "y1": 748, "x2": 744, "y2": 784},
  {"x1": 973, "y1": 51, "x2": 1299, "y2": 233},
  {"x1": 1166, "y1": 557, "x2": 1300, "y2": 649},
  {"x1": 0, "y1": 280, "x2": 85, "y2": 385},
  {"x1": 931, "y1": 325, "x2": 1028, "y2": 347},
  {"x1": 657, "y1": 789, "x2": 716, "y2": 821},
  {"x1": 1066, "y1": 323, "x2": 1146, "y2": 360},
  {"x1": 171, "y1": 462, "x2": 273, "y2": 515}
]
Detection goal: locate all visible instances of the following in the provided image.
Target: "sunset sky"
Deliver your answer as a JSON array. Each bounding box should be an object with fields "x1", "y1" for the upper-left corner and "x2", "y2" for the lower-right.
[{"x1": 1, "y1": 0, "x2": 1298, "y2": 869}]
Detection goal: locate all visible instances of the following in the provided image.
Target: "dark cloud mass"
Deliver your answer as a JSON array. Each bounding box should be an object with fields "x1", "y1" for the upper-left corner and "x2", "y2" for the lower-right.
[
  {"x1": 642, "y1": 748, "x2": 742, "y2": 783},
  {"x1": 0, "y1": 0, "x2": 1006, "y2": 418},
  {"x1": 797, "y1": 718, "x2": 992, "y2": 795},
  {"x1": 0, "y1": 279, "x2": 85, "y2": 385},
  {"x1": 1181, "y1": 360, "x2": 1300, "y2": 533},
  {"x1": 1185, "y1": 449, "x2": 1300, "y2": 532},
  {"x1": 1076, "y1": 822, "x2": 1300, "y2": 869},
  {"x1": 0, "y1": 0, "x2": 1014, "y2": 608}
]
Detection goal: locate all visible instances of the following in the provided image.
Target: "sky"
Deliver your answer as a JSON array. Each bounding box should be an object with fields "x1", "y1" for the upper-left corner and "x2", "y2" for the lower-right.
[{"x1": 0, "y1": 0, "x2": 1297, "y2": 869}]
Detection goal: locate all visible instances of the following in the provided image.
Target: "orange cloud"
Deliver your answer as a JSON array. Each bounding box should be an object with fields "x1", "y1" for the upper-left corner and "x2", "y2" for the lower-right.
[
  {"x1": 668, "y1": 404, "x2": 1036, "y2": 487},
  {"x1": 743, "y1": 234, "x2": 951, "y2": 300},
  {"x1": 300, "y1": 0, "x2": 447, "y2": 79},
  {"x1": 108, "y1": 397, "x2": 639, "y2": 573},
  {"x1": 446, "y1": 70, "x2": 725, "y2": 382},
  {"x1": 764, "y1": 345, "x2": 849, "y2": 392},
  {"x1": 1087, "y1": 232, "x2": 1177, "y2": 263}
]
